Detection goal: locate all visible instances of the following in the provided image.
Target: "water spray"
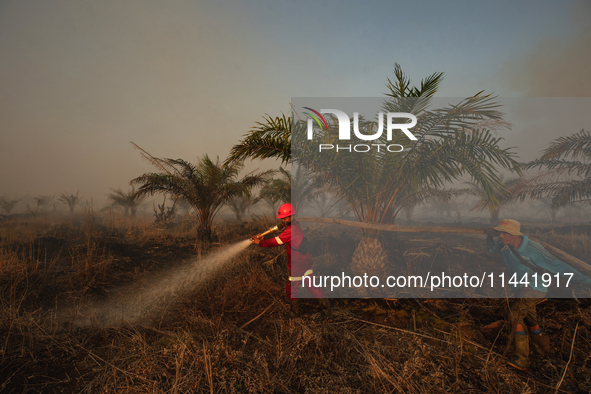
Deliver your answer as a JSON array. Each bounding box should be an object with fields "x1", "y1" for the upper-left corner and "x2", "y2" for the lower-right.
[{"x1": 63, "y1": 238, "x2": 256, "y2": 328}]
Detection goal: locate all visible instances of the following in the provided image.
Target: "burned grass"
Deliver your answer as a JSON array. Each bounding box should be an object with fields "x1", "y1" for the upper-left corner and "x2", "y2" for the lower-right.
[{"x1": 1, "y1": 215, "x2": 591, "y2": 393}]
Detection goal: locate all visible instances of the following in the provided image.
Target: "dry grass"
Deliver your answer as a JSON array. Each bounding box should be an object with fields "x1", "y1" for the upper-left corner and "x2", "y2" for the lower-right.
[{"x1": 1, "y1": 213, "x2": 591, "y2": 393}]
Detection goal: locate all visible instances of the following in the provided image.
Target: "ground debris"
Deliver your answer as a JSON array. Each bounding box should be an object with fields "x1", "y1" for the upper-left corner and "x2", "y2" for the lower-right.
[{"x1": 1, "y1": 217, "x2": 591, "y2": 393}]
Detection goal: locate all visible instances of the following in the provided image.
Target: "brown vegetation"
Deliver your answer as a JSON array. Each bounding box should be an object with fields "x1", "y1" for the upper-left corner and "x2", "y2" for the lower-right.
[{"x1": 1, "y1": 213, "x2": 591, "y2": 393}]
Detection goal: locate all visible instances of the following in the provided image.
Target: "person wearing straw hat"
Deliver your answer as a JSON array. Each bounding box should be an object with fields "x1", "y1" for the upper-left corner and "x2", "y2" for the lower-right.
[{"x1": 487, "y1": 219, "x2": 591, "y2": 371}]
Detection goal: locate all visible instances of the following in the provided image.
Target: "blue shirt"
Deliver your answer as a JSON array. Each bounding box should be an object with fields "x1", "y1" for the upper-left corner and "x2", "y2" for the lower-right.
[{"x1": 487, "y1": 235, "x2": 591, "y2": 292}]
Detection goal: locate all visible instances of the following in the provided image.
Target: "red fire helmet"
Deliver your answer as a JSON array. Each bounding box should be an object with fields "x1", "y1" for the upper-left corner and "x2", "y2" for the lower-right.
[{"x1": 277, "y1": 203, "x2": 296, "y2": 219}]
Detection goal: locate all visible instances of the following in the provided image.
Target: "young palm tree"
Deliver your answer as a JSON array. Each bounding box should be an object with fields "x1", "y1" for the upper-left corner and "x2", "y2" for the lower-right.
[
  {"x1": 384, "y1": 186, "x2": 464, "y2": 224},
  {"x1": 253, "y1": 194, "x2": 280, "y2": 217},
  {"x1": 291, "y1": 65, "x2": 522, "y2": 280},
  {"x1": 512, "y1": 129, "x2": 591, "y2": 208},
  {"x1": 58, "y1": 191, "x2": 82, "y2": 214},
  {"x1": 532, "y1": 197, "x2": 560, "y2": 224},
  {"x1": 0, "y1": 196, "x2": 20, "y2": 215},
  {"x1": 294, "y1": 78, "x2": 520, "y2": 227},
  {"x1": 312, "y1": 185, "x2": 344, "y2": 217},
  {"x1": 226, "y1": 192, "x2": 254, "y2": 222},
  {"x1": 258, "y1": 168, "x2": 290, "y2": 206},
  {"x1": 255, "y1": 166, "x2": 323, "y2": 215},
  {"x1": 130, "y1": 143, "x2": 272, "y2": 241},
  {"x1": 468, "y1": 177, "x2": 521, "y2": 225},
  {"x1": 291, "y1": 165, "x2": 325, "y2": 215},
  {"x1": 27, "y1": 195, "x2": 54, "y2": 215},
  {"x1": 107, "y1": 186, "x2": 146, "y2": 218}
]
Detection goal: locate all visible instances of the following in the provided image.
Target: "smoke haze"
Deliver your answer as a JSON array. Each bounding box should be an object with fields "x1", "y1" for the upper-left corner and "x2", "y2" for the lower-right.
[
  {"x1": 502, "y1": 0, "x2": 591, "y2": 96},
  {"x1": 1, "y1": 1, "x2": 589, "y2": 210}
]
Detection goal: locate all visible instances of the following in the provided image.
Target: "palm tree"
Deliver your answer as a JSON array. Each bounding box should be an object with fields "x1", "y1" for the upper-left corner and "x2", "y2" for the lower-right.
[
  {"x1": 107, "y1": 186, "x2": 146, "y2": 218},
  {"x1": 293, "y1": 67, "x2": 521, "y2": 228},
  {"x1": 468, "y1": 177, "x2": 521, "y2": 225},
  {"x1": 258, "y1": 168, "x2": 290, "y2": 206},
  {"x1": 311, "y1": 185, "x2": 344, "y2": 217},
  {"x1": 130, "y1": 143, "x2": 272, "y2": 241},
  {"x1": 292, "y1": 65, "x2": 522, "y2": 283},
  {"x1": 0, "y1": 196, "x2": 20, "y2": 215},
  {"x1": 58, "y1": 191, "x2": 82, "y2": 214},
  {"x1": 254, "y1": 194, "x2": 280, "y2": 217},
  {"x1": 512, "y1": 129, "x2": 591, "y2": 208},
  {"x1": 27, "y1": 195, "x2": 54, "y2": 215},
  {"x1": 291, "y1": 165, "x2": 325, "y2": 215},
  {"x1": 407, "y1": 188, "x2": 464, "y2": 222},
  {"x1": 531, "y1": 197, "x2": 560, "y2": 224},
  {"x1": 256, "y1": 166, "x2": 323, "y2": 214},
  {"x1": 226, "y1": 192, "x2": 254, "y2": 222},
  {"x1": 230, "y1": 64, "x2": 521, "y2": 224},
  {"x1": 385, "y1": 186, "x2": 465, "y2": 225}
]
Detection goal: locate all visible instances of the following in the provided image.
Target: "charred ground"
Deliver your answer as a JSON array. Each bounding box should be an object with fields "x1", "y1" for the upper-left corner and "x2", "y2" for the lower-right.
[{"x1": 1, "y1": 214, "x2": 590, "y2": 393}]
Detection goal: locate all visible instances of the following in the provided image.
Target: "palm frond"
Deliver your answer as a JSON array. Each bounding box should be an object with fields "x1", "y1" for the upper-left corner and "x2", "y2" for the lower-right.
[
  {"x1": 539, "y1": 129, "x2": 591, "y2": 161},
  {"x1": 512, "y1": 130, "x2": 591, "y2": 208},
  {"x1": 225, "y1": 114, "x2": 291, "y2": 165}
]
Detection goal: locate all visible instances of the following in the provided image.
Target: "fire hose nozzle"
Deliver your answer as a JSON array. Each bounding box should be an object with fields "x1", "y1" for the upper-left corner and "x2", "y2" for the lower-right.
[{"x1": 251, "y1": 225, "x2": 279, "y2": 241}]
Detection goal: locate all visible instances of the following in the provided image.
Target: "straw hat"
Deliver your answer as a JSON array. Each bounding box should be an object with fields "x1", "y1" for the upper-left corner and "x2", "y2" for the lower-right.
[{"x1": 493, "y1": 219, "x2": 523, "y2": 236}]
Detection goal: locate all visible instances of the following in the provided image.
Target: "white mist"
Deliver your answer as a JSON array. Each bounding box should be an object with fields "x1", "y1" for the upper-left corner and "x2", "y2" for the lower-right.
[{"x1": 66, "y1": 239, "x2": 252, "y2": 327}]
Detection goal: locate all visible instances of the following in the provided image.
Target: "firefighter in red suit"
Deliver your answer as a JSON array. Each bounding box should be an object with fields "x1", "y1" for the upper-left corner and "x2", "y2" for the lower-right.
[{"x1": 251, "y1": 203, "x2": 331, "y2": 318}]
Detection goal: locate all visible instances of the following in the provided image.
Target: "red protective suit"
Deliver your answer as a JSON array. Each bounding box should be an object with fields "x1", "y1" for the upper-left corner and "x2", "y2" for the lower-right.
[{"x1": 259, "y1": 220, "x2": 324, "y2": 300}]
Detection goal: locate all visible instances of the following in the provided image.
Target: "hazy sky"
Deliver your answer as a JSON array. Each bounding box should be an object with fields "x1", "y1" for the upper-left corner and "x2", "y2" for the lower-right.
[{"x1": 1, "y1": 0, "x2": 590, "y2": 209}]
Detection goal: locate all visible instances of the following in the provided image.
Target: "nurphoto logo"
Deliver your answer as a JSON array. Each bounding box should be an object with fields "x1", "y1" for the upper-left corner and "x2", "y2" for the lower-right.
[{"x1": 303, "y1": 108, "x2": 417, "y2": 152}]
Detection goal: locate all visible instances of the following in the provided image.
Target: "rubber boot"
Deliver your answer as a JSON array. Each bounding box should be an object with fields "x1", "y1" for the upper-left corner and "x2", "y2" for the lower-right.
[
  {"x1": 530, "y1": 334, "x2": 550, "y2": 357},
  {"x1": 318, "y1": 298, "x2": 332, "y2": 318},
  {"x1": 507, "y1": 334, "x2": 530, "y2": 371},
  {"x1": 288, "y1": 300, "x2": 300, "y2": 319}
]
